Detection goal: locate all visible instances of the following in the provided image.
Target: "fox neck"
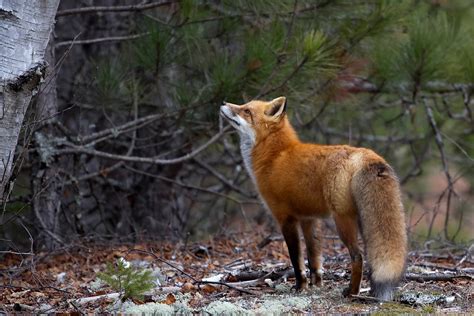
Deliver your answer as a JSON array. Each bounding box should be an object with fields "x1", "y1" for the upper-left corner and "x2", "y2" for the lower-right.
[
  {"x1": 239, "y1": 117, "x2": 299, "y2": 186},
  {"x1": 252, "y1": 118, "x2": 299, "y2": 173}
]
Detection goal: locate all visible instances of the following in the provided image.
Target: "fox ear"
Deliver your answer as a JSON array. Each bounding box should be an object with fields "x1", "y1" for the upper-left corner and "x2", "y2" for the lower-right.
[{"x1": 265, "y1": 96, "x2": 287, "y2": 118}]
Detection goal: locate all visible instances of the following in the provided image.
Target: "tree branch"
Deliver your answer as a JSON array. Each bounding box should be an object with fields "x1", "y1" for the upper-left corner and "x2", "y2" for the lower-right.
[
  {"x1": 55, "y1": 33, "x2": 149, "y2": 48},
  {"x1": 422, "y1": 97, "x2": 454, "y2": 240},
  {"x1": 56, "y1": 1, "x2": 176, "y2": 17},
  {"x1": 57, "y1": 126, "x2": 231, "y2": 165}
]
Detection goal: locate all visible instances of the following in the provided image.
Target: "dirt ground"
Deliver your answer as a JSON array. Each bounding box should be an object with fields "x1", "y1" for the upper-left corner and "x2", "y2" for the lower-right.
[{"x1": 0, "y1": 229, "x2": 472, "y2": 314}]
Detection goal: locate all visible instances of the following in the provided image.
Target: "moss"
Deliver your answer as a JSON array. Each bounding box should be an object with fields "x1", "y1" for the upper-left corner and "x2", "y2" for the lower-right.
[
  {"x1": 372, "y1": 302, "x2": 418, "y2": 315},
  {"x1": 421, "y1": 305, "x2": 436, "y2": 313}
]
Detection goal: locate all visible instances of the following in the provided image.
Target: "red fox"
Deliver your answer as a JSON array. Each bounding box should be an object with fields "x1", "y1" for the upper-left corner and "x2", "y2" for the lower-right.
[{"x1": 220, "y1": 97, "x2": 407, "y2": 300}]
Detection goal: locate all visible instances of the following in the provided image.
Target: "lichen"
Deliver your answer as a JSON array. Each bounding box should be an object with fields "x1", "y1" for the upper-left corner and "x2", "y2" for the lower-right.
[
  {"x1": 88, "y1": 278, "x2": 105, "y2": 291},
  {"x1": 255, "y1": 295, "x2": 311, "y2": 314},
  {"x1": 124, "y1": 302, "x2": 175, "y2": 315},
  {"x1": 202, "y1": 301, "x2": 250, "y2": 315},
  {"x1": 35, "y1": 132, "x2": 54, "y2": 165},
  {"x1": 274, "y1": 283, "x2": 292, "y2": 293}
]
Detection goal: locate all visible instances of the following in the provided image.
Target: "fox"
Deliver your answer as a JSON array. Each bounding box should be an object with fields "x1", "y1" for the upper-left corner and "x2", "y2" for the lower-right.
[{"x1": 220, "y1": 96, "x2": 408, "y2": 301}]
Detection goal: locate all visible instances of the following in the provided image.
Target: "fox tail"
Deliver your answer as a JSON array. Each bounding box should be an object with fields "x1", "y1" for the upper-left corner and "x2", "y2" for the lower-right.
[{"x1": 352, "y1": 162, "x2": 408, "y2": 301}]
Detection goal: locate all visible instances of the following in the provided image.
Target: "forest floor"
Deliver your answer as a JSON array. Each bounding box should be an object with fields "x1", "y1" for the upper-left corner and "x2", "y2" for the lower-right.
[{"x1": 0, "y1": 230, "x2": 473, "y2": 314}]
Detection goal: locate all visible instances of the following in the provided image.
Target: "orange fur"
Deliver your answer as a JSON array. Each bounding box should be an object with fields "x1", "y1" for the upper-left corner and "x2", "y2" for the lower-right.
[{"x1": 220, "y1": 97, "x2": 408, "y2": 300}]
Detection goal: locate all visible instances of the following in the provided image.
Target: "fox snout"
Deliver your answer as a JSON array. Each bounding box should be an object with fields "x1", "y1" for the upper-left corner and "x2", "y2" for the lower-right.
[{"x1": 220, "y1": 104, "x2": 240, "y2": 126}]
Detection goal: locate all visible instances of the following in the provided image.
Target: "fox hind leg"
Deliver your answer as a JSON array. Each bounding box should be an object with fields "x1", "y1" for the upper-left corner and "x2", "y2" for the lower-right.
[
  {"x1": 281, "y1": 217, "x2": 308, "y2": 290},
  {"x1": 301, "y1": 218, "x2": 323, "y2": 286},
  {"x1": 333, "y1": 213, "x2": 363, "y2": 297}
]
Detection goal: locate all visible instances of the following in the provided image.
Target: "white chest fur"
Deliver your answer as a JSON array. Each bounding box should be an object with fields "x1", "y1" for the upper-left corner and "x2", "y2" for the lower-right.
[
  {"x1": 238, "y1": 132, "x2": 270, "y2": 211},
  {"x1": 239, "y1": 134, "x2": 257, "y2": 186}
]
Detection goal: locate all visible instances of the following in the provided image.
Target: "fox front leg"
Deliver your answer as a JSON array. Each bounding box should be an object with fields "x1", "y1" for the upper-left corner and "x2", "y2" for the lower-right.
[{"x1": 281, "y1": 217, "x2": 308, "y2": 291}]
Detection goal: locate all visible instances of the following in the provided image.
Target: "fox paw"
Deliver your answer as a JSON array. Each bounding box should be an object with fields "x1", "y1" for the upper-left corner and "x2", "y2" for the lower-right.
[
  {"x1": 342, "y1": 287, "x2": 359, "y2": 297},
  {"x1": 291, "y1": 280, "x2": 309, "y2": 292},
  {"x1": 310, "y1": 274, "x2": 322, "y2": 287}
]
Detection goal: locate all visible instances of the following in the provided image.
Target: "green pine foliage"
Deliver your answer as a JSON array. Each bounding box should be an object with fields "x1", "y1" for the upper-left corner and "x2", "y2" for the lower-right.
[
  {"x1": 83, "y1": 0, "x2": 473, "y2": 241},
  {"x1": 97, "y1": 258, "x2": 155, "y2": 301},
  {"x1": 85, "y1": 0, "x2": 473, "y2": 174}
]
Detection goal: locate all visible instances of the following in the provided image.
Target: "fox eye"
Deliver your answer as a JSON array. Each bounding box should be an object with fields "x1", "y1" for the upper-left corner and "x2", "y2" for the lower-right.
[{"x1": 244, "y1": 109, "x2": 251, "y2": 115}]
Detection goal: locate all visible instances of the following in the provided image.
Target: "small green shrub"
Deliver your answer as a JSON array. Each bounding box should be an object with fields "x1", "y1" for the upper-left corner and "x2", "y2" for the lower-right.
[{"x1": 97, "y1": 258, "x2": 155, "y2": 301}]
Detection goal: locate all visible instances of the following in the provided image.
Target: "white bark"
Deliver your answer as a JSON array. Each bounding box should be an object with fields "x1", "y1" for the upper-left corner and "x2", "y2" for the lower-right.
[{"x1": 0, "y1": 0, "x2": 60, "y2": 202}]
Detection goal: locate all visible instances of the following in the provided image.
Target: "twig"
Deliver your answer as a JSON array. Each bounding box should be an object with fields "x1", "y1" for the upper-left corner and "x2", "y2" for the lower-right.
[
  {"x1": 69, "y1": 293, "x2": 120, "y2": 306},
  {"x1": 193, "y1": 158, "x2": 253, "y2": 198},
  {"x1": 57, "y1": 126, "x2": 231, "y2": 165},
  {"x1": 254, "y1": 0, "x2": 299, "y2": 99},
  {"x1": 221, "y1": 271, "x2": 275, "y2": 287},
  {"x1": 224, "y1": 268, "x2": 295, "y2": 283},
  {"x1": 56, "y1": 33, "x2": 149, "y2": 47},
  {"x1": 130, "y1": 249, "x2": 198, "y2": 282},
  {"x1": 0, "y1": 284, "x2": 71, "y2": 294},
  {"x1": 124, "y1": 165, "x2": 246, "y2": 204},
  {"x1": 0, "y1": 250, "x2": 33, "y2": 255},
  {"x1": 260, "y1": 57, "x2": 308, "y2": 97},
  {"x1": 56, "y1": 1, "x2": 176, "y2": 16},
  {"x1": 198, "y1": 280, "x2": 256, "y2": 295},
  {"x1": 422, "y1": 97, "x2": 455, "y2": 240},
  {"x1": 349, "y1": 294, "x2": 388, "y2": 303},
  {"x1": 68, "y1": 300, "x2": 85, "y2": 315},
  {"x1": 63, "y1": 161, "x2": 125, "y2": 185},
  {"x1": 78, "y1": 113, "x2": 163, "y2": 144},
  {"x1": 412, "y1": 262, "x2": 460, "y2": 272}
]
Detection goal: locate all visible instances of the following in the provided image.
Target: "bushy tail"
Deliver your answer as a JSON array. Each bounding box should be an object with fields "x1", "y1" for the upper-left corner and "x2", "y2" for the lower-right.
[{"x1": 352, "y1": 162, "x2": 408, "y2": 301}]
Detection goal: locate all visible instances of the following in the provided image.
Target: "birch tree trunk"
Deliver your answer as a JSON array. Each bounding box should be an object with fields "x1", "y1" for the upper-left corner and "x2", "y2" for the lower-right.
[{"x1": 0, "y1": 0, "x2": 60, "y2": 203}]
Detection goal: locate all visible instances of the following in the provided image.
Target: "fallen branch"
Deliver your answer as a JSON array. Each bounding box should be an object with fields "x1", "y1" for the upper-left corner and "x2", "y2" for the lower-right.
[
  {"x1": 223, "y1": 271, "x2": 277, "y2": 287},
  {"x1": 405, "y1": 273, "x2": 473, "y2": 282},
  {"x1": 229, "y1": 268, "x2": 294, "y2": 282},
  {"x1": 12, "y1": 303, "x2": 34, "y2": 311},
  {"x1": 0, "y1": 284, "x2": 70, "y2": 294},
  {"x1": 198, "y1": 281, "x2": 256, "y2": 295},
  {"x1": 69, "y1": 293, "x2": 120, "y2": 306},
  {"x1": 412, "y1": 262, "x2": 460, "y2": 272},
  {"x1": 349, "y1": 294, "x2": 388, "y2": 303}
]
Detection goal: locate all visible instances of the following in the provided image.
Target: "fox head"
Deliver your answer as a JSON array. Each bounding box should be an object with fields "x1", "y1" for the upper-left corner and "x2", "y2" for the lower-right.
[{"x1": 220, "y1": 97, "x2": 287, "y2": 144}]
